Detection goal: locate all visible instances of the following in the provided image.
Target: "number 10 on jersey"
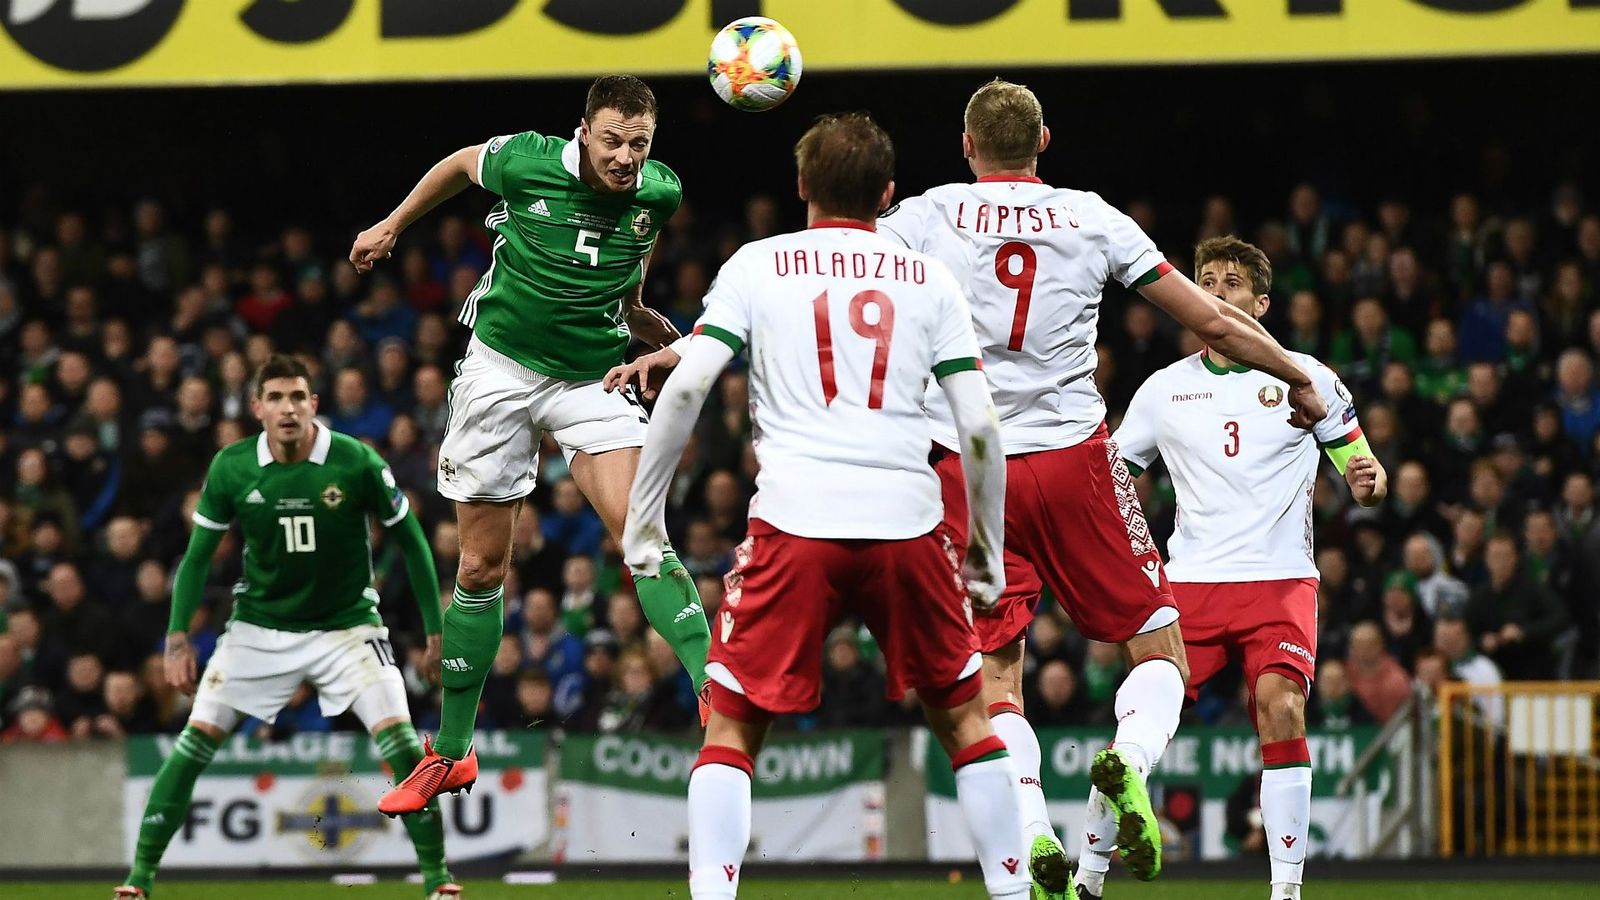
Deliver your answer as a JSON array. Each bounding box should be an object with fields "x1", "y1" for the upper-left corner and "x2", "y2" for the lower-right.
[{"x1": 279, "y1": 515, "x2": 316, "y2": 553}]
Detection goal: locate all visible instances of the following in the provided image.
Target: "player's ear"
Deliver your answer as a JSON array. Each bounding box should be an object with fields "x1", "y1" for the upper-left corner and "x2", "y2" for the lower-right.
[
  {"x1": 961, "y1": 133, "x2": 975, "y2": 160},
  {"x1": 1255, "y1": 294, "x2": 1271, "y2": 320},
  {"x1": 579, "y1": 118, "x2": 590, "y2": 144},
  {"x1": 796, "y1": 174, "x2": 810, "y2": 203},
  {"x1": 309, "y1": 393, "x2": 320, "y2": 414},
  {"x1": 1038, "y1": 125, "x2": 1050, "y2": 155},
  {"x1": 878, "y1": 181, "x2": 896, "y2": 216}
]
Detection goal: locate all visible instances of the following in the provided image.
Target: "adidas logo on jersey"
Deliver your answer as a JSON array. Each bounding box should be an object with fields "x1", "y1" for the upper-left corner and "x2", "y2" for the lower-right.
[
  {"x1": 246, "y1": 489, "x2": 266, "y2": 504},
  {"x1": 442, "y1": 657, "x2": 472, "y2": 672},
  {"x1": 528, "y1": 199, "x2": 551, "y2": 217},
  {"x1": 673, "y1": 602, "x2": 703, "y2": 624}
]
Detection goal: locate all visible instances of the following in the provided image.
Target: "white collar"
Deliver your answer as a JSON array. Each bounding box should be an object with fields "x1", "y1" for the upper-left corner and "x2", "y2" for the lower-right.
[
  {"x1": 562, "y1": 127, "x2": 643, "y2": 188},
  {"x1": 257, "y1": 421, "x2": 331, "y2": 467}
]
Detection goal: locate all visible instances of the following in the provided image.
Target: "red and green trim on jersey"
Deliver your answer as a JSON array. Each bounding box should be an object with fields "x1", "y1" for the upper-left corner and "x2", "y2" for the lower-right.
[
  {"x1": 1131, "y1": 260, "x2": 1176, "y2": 288},
  {"x1": 933, "y1": 357, "x2": 983, "y2": 380},
  {"x1": 693, "y1": 323, "x2": 745, "y2": 354}
]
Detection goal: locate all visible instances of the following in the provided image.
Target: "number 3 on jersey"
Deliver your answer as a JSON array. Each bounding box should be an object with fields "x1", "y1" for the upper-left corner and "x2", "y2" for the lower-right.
[
  {"x1": 1224, "y1": 421, "x2": 1241, "y2": 457},
  {"x1": 996, "y1": 241, "x2": 1037, "y2": 351},
  {"x1": 813, "y1": 290, "x2": 895, "y2": 409}
]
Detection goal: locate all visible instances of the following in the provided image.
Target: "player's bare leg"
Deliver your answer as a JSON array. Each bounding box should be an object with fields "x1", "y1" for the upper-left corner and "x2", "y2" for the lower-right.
[
  {"x1": 1078, "y1": 620, "x2": 1188, "y2": 894},
  {"x1": 924, "y1": 689, "x2": 1037, "y2": 899},
  {"x1": 572, "y1": 447, "x2": 712, "y2": 723},
  {"x1": 981, "y1": 638, "x2": 1069, "y2": 898},
  {"x1": 688, "y1": 705, "x2": 770, "y2": 899},
  {"x1": 383, "y1": 499, "x2": 516, "y2": 817},
  {"x1": 117, "y1": 718, "x2": 228, "y2": 898},
  {"x1": 1255, "y1": 671, "x2": 1312, "y2": 900}
]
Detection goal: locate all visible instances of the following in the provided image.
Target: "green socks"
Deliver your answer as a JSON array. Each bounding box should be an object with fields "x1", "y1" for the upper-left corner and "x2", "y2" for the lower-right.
[
  {"x1": 376, "y1": 722, "x2": 453, "y2": 892},
  {"x1": 632, "y1": 548, "x2": 711, "y2": 691},
  {"x1": 126, "y1": 725, "x2": 221, "y2": 892},
  {"x1": 435, "y1": 583, "x2": 504, "y2": 760}
]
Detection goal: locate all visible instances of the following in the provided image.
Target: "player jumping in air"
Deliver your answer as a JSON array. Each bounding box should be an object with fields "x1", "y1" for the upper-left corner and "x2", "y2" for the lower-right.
[
  {"x1": 876, "y1": 80, "x2": 1327, "y2": 895},
  {"x1": 114, "y1": 355, "x2": 458, "y2": 900},
  {"x1": 1109, "y1": 237, "x2": 1386, "y2": 900},
  {"x1": 620, "y1": 112, "x2": 1037, "y2": 900},
  {"x1": 349, "y1": 76, "x2": 714, "y2": 815}
]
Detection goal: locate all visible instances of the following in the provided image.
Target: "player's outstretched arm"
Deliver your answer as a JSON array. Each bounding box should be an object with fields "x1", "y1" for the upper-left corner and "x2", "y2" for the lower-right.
[
  {"x1": 622, "y1": 336, "x2": 737, "y2": 576},
  {"x1": 1139, "y1": 271, "x2": 1328, "y2": 427},
  {"x1": 165, "y1": 524, "x2": 226, "y2": 695},
  {"x1": 942, "y1": 367, "x2": 1007, "y2": 610},
  {"x1": 388, "y1": 510, "x2": 445, "y2": 683},
  {"x1": 350, "y1": 144, "x2": 483, "y2": 273}
]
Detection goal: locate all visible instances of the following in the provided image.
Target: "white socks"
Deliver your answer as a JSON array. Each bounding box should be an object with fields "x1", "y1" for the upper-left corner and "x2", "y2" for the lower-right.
[
  {"x1": 1110, "y1": 657, "x2": 1184, "y2": 777},
  {"x1": 1260, "y1": 744, "x2": 1312, "y2": 890},
  {"x1": 989, "y1": 705, "x2": 1056, "y2": 843},
  {"x1": 1076, "y1": 785, "x2": 1115, "y2": 894},
  {"x1": 953, "y1": 736, "x2": 1031, "y2": 899},
  {"x1": 688, "y1": 748, "x2": 753, "y2": 900}
]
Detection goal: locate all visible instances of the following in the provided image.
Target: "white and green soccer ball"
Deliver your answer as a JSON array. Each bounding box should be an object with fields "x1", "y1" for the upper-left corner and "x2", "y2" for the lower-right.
[{"x1": 708, "y1": 16, "x2": 802, "y2": 112}]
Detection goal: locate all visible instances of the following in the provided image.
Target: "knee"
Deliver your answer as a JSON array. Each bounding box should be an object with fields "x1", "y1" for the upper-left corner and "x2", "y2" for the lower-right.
[
  {"x1": 457, "y1": 551, "x2": 507, "y2": 592},
  {"x1": 1256, "y1": 683, "x2": 1306, "y2": 739}
]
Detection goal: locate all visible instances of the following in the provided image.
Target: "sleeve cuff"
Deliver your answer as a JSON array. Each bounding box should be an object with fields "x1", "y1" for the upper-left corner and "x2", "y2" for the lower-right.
[
  {"x1": 933, "y1": 357, "x2": 983, "y2": 379},
  {"x1": 1130, "y1": 259, "x2": 1175, "y2": 288},
  {"x1": 192, "y1": 511, "x2": 229, "y2": 531},
  {"x1": 380, "y1": 495, "x2": 411, "y2": 528},
  {"x1": 693, "y1": 323, "x2": 746, "y2": 354}
]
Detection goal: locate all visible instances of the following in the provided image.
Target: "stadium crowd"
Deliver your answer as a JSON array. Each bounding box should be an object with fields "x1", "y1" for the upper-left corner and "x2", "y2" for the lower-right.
[{"x1": 0, "y1": 174, "x2": 1597, "y2": 743}]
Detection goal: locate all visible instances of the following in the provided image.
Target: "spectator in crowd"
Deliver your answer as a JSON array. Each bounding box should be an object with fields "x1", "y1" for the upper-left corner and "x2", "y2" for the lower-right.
[
  {"x1": 1554, "y1": 348, "x2": 1600, "y2": 453},
  {"x1": 57, "y1": 652, "x2": 106, "y2": 738},
  {"x1": 1459, "y1": 261, "x2": 1530, "y2": 363},
  {"x1": 1307, "y1": 659, "x2": 1375, "y2": 729},
  {"x1": 2, "y1": 686, "x2": 69, "y2": 743},
  {"x1": 325, "y1": 367, "x2": 394, "y2": 443},
  {"x1": 1465, "y1": 533, "x2": 1570, "y2": 679},
  {"x1": 1433, "y1": 613, "x2": 1505, "y2": 729},
  {"x1": 1027, "y1": 660, "x2": 1090, "y2": 728},
  {"x1": 1401, "y1": 532, "x2": 1469, "y2": 618},
  {"x1": 520, "y1": 588, "x2": 586, "y2": 719},
  {"x1": 817, "y1": 625, "x2": 886, "y2": 728},
  {"x1": 1346, "y1": 621, "x2": 1414, "y2": 723},
  {"x1": 513, "y1": 671, "x2": 554, "y2": 731},
  {"x1": 59, "y1": 423, "x2": 120, "y2": 534},
  {"x1": 543, "y1": 478, "x2": 604, "y2": 558},
  {"x1": 1330, "y1": 296, "x2": 1417, "y2": 394},
  {"x1": 479, "y1": 635, "x2": 526, "y2": 730}
]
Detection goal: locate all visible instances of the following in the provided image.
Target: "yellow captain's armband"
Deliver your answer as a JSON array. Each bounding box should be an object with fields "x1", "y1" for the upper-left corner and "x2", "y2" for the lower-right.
[{"x1": 1321, "y1": 427, "x2": 1371, "y2": 474}]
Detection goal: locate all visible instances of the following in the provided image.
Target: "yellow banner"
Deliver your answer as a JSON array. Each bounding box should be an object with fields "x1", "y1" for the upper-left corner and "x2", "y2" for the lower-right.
[{"x1": 1, "y1": 0, "x2": 1597, "y2": 90}]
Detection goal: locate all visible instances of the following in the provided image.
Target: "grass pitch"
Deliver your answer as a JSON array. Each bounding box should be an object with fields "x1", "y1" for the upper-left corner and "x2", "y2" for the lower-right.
[{"x1": 8, "y1": 880, "x2": 1592, "y2": 899}]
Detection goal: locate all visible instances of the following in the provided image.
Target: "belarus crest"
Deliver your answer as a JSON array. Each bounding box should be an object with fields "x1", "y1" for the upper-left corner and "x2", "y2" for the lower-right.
[{"x1": 1258, "y1": 385, "x2": 1285, "y2": 408}]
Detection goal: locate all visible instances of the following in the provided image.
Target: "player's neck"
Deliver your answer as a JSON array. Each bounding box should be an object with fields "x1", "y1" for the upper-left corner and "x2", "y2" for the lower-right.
[
  {"x1": 1202, "y1": 347, "x2": 1250, "y2": 374},
  {"x1": 806, "y1": 206, "x2": 875, "y2": 230},
  {"x1": 969, "y1": 158, "x2": 1040, "y2": 181},
  {"x1": 271, "y1": 421, "x2": 317, "y2": 464}
]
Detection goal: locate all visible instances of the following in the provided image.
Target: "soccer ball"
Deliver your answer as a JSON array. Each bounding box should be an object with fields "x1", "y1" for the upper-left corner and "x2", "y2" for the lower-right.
[{"x1": 708, "y1": 16, "x2": 802, "y2": 112}]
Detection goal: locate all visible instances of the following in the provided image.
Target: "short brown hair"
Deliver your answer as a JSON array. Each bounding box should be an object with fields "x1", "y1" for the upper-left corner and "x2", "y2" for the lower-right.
[
  {"x1": 1194, "y1": 236, "x2": 1273, "y2": 296},
  {"x1": 794, "y1": 112, "x2": 895, "y2": 220},
  {"x1": 253, "y1": 354, "x2": 312, "y2": 397},
  {"x1": 586, "y1": 75, "x2": 657, "y2": 121},
  {"x1": 964, "y1": 79, "x2": 1043, "y2": 168}
]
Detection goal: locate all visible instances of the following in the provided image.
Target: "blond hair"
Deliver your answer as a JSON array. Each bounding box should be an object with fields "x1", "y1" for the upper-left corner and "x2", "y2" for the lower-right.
[{"x1": 964, "y1": 79, "x2": 1043, "y2": 168}]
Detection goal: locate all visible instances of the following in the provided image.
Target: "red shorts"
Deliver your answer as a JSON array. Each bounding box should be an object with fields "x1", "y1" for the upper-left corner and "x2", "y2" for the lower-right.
[
  {"x1": 1172, "y1": 578, "x2": 1320, "y2": 704},
  {"x1": 937, "y1": 424, "x2": 1175, "y2": 651},
  {"x1": 708, "y1": 519, "x2": 981, "y2": 716}
]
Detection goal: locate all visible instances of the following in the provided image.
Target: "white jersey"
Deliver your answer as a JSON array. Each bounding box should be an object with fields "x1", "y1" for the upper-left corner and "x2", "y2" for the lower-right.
[
  {"x1": 878, "y1": 178, "x2": 1166, "y2": 454},
  {"x1": 1114, "y1": 351, "x2": 1360, "y2": 583},
  {"x1": 693, "y1": 223, "x2": 982, "y2": 540}
]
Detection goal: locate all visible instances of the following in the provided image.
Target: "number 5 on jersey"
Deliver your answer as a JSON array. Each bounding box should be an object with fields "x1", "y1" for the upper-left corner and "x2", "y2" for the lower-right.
[{"x1": 813, "y1": 290, "x2": 895, "y2": 409}]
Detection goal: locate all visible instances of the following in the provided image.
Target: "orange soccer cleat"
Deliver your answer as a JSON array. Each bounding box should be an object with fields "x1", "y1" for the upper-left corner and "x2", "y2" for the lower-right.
[
  {"x1": 698, "y1": 681, "x2": 713, "y2": 727},
  {"x1": 111, "y1": 887, "x2": 147, "y2": 899},
  {"x1": 378, "y1": 739, "x2": 478, "y2": 816}
]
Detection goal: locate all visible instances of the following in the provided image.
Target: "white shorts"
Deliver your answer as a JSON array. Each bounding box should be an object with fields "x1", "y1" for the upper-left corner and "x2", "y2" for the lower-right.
[
  {"x1": 437, "y1": 335, "x2": 649, "y2": 502},
  {"x1": 191, "y1": 621, "x2": 409, "y2": 728}
]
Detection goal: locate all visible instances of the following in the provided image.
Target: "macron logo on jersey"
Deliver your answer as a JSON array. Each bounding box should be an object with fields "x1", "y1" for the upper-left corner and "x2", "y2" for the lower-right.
[
  {"x1": 1278, "y1": 641, "x2": 1314, "y2": 664},
  {"x1": 246, "y1": 490, "x2": 265, "y2": 504},
  {"x1": 1171, "y1": 392, "x2": 1213, "y2": 403},
  {"x1": 528, "y1": 199, "x2": 551, "y2": 217}
]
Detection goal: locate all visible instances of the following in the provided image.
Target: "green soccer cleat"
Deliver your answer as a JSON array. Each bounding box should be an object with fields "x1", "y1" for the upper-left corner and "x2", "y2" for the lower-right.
[
  {"x1": 1028, "y1": 833, "x2": 1073, "y2": 900},
  {"x1": 1089, "y1": 747, "x2": 1162, "y2": 881}
]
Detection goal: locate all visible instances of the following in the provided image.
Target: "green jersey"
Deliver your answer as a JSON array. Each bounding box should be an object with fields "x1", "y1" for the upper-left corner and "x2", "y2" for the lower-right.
[
  {"x1": 464, "y1": 130, "x2": 682, "y2": 380},
  {"x1": 193, "y1": 424, "x2": 411, "y2": 633}
]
